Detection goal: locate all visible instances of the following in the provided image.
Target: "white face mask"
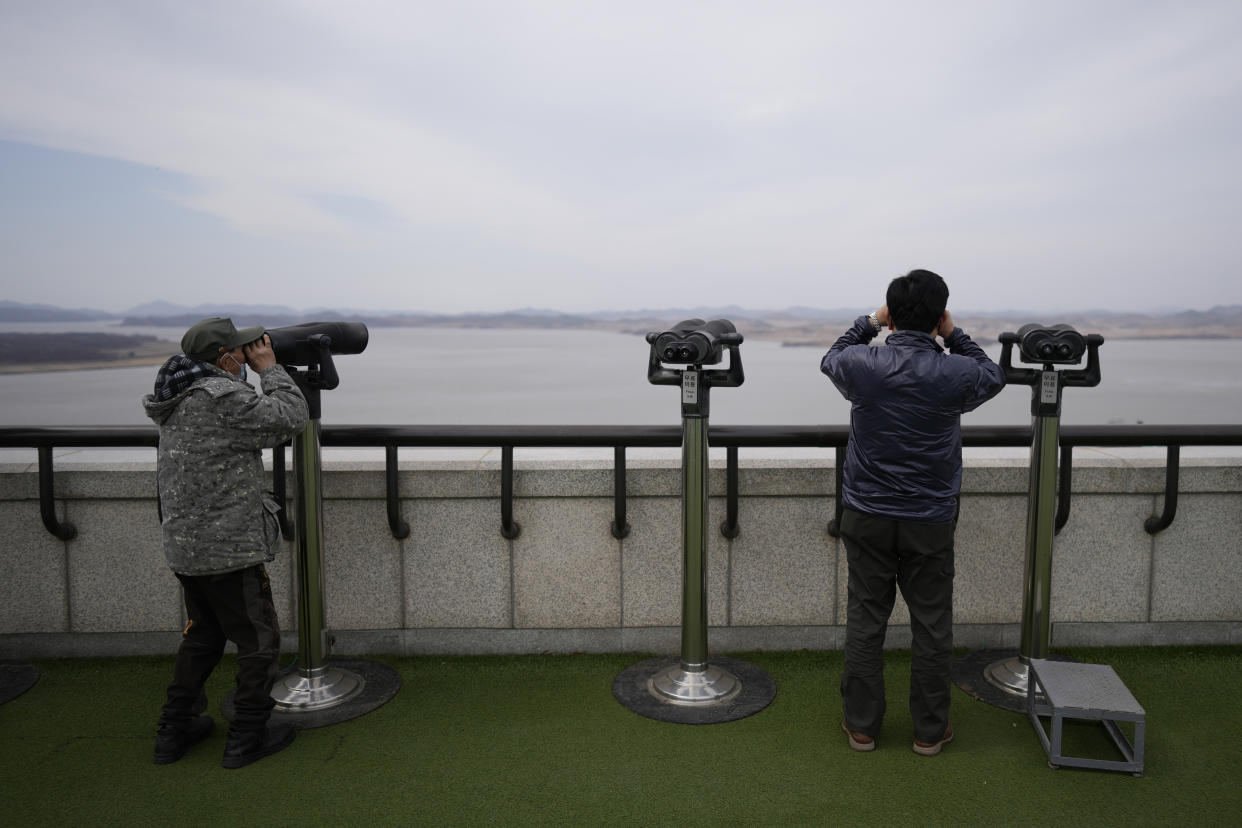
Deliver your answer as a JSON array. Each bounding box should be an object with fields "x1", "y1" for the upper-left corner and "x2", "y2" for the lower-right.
[{"x1": 221, "y1": 351, "x2": 247, "y2": 382}]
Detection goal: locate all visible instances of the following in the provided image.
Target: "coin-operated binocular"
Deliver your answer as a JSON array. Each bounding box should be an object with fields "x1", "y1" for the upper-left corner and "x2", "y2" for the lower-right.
[
  {"x1": 613, "y1": 319, "x2": 775, "y2": 723},
  {"x1": 1008, "y1": 324, "x2": 1094, "y2": 366},
  {"x1": 1003, "y1": 323, "x2": 1102, "y2": 416},
  {"x1": 646, "y1": 318, "x2": 744, "y2": 418},
  {"x1": 266, "y1": 322, "x2": 369, "y2": 406},
  {"x1": 245, "y1": 320, "x2": 398, "y2": 722},
  {"x1": 267, "y1": 320, "x2": 368, "y2": 364},
  {"x1": 982, "y1": 323, "x2": 1103, "y2": 700},
  {"x1": 648, "y1": 318, "x2": 739, "y2": 367}
]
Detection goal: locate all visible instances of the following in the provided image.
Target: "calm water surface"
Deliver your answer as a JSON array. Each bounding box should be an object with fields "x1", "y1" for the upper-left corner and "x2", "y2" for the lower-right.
[{"x1": 1, "y1": 322, "x2": 1240, "y2": 429}]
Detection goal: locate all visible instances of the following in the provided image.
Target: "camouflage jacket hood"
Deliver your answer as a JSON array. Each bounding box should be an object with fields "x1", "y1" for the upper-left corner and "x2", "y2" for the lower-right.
[{"x1": 142, "y1": 362, "x2": 309, "y2": 575}]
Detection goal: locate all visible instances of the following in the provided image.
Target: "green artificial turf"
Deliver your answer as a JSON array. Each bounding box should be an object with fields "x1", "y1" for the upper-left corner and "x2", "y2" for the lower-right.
[{"x1": 1, "y1": 647, "x2": 1239, "y2": 826}]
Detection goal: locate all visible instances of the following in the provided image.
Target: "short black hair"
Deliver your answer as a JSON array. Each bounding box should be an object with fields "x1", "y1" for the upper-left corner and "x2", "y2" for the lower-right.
[{"x1": 886, "y1": 269, "x2": 949, "y2": 333}]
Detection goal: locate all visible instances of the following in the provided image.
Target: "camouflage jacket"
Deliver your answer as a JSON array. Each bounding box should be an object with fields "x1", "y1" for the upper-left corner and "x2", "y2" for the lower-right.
[{"x1": 143, "y1": 363, "x2": 309, "y2": 575}]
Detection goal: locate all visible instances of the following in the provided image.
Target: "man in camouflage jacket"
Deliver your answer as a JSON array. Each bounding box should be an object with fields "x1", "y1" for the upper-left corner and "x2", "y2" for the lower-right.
[{"x1": 143, "y1": 317, "x2": 308, "y2": 769}]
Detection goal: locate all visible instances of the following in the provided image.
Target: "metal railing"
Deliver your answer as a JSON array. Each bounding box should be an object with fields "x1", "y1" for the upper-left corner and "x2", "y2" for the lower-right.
[{"x1": 3, "y1": 423, "x2": 1240, "y2": 542}]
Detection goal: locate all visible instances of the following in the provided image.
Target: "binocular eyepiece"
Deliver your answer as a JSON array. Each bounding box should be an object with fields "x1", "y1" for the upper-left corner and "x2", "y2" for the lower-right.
[
  {"x1": 1003, "y1": 323, "x2": 1088, "y2": 366},
  {"x1": 647, "y1": 318, "x2": 741, "y2": 366},
  {"x1": 265, "y1": 322, "x2": 369, "y2": 366}
]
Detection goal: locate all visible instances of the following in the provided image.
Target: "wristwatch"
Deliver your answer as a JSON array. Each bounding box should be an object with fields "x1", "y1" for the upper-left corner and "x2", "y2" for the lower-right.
[{"x1": 867, "y1": 312, "x2": 881, "y2": 334}]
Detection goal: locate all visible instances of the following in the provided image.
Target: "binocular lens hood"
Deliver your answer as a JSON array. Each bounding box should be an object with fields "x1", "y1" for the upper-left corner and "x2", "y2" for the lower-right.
[
  {"x1": 1012, "y1": 323, "x2": 1087, "y2": 365},
  {"x1": 648, "y1": 318, "x2": 740, "y2": 366},
  {"x1": 265, "y1": 321, "x2": 369, "y2": 366}
]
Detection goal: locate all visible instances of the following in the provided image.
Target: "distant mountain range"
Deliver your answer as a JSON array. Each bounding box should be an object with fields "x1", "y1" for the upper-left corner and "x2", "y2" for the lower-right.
[
  {"x1": 3, "y1": 299, "x2": 1242, "y2": 342},
  {"x1": 1, "y1": 299, "x2": 856, "y2": 324},
  {"x1": 0, "y1": 301, "x2": 119, "y2": 322}
]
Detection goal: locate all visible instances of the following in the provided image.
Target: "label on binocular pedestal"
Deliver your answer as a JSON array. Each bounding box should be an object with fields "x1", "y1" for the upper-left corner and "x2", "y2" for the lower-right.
[
  {"x1": 1041, "y1": 371, "x2": 1058, "y2": 405},
  {"x1": 682, "y1": 371, "x2": 698, "y2": 404}
]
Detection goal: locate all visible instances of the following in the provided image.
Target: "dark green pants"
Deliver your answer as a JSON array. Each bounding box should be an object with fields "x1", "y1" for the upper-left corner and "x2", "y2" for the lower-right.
[
  {"x1": 839, "y1": 508, "x2": 955, "y2": 744},
  {"x1": 160, "y1": 564, "x2": 281, "y2": 732}
]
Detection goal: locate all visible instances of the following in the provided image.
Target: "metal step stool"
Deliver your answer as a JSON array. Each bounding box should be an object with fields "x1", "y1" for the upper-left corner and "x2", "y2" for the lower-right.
[{"x1": 1027, "y1": 658, "x2": 1145, "y2": 776}]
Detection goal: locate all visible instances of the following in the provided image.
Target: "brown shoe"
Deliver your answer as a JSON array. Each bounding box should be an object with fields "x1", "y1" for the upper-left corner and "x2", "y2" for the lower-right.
[
  {"x1": 913, "y1": 724, "x2": 954, "y2": 756},
  {"x1": 841, "y1": 718, "x2": 875, "y2": 752}
]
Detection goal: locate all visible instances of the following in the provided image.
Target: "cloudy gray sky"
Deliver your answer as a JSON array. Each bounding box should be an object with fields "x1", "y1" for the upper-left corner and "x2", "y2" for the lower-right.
[{"x1": 2, "y1": 1, "x2": 1240, "y2": 314}]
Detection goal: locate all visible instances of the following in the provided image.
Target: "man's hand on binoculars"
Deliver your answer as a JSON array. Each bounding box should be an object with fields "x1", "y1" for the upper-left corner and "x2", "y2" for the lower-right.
[{"x1": 243, "y1": 334, "x2": 277, "y2": 373}]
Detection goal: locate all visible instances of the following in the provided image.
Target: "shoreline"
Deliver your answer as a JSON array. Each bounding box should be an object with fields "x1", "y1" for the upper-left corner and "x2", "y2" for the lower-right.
[
  {"x1": 0, "y1": 354, "x2": 168, "y2": 374},
  {"x1": 0, "y1": 333, "x2": 172, "y2": 374}
]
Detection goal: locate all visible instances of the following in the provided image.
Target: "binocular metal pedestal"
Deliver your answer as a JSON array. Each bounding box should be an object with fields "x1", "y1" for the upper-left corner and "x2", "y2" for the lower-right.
[
  {"x1": 614, "y1": 325, "x2": 776, "y2": 724},
  {"x1": 954, "y1": 326, "x2": 1103, "y2": 712},
  {"x1": 952, "y1": 412, "x2": 1065, "y2": 711},
  {"x1": 268, "y1": 417, "x2": 399, "y2": 724},
  {"x1": 613, "y1": 415, "x2": 775, "y2": 723},
  {"x1": 984, "y1": 413, "x2": 1061, "y2": 700},
  {"x1": 226, "y1": 376, "x2": 400, "y2": 728},
  {"x1": 268, "y1": 420, "x2": 366, "y2": 712},
  {"x1": 638, "y1": 417, "x2": 750, "y2": 710}
]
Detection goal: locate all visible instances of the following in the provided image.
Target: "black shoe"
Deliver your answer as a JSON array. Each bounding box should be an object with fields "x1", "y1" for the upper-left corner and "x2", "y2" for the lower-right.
[
  {"x1": 221, "y1": 723, "x2": 296, "y2": 769},
  {"x1": 153, "y1": 716, "x2": 215, "y2": 764}
]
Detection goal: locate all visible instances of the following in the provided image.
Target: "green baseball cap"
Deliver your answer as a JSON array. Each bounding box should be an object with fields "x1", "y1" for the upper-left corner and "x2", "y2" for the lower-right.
[{"x1": 181, "y1": 317, "x2": 266, "y2": 362}]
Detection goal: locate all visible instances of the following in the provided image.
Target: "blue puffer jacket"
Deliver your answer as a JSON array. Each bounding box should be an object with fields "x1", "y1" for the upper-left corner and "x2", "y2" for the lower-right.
[{"x1": 821, "y1": 316, "x2": 1005, "y2": 524}]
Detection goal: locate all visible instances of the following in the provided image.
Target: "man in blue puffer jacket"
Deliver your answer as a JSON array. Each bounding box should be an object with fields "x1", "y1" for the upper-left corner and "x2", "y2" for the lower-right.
[{"x1": 821, "y1": 269, "x2": 1004, "y2": 756}]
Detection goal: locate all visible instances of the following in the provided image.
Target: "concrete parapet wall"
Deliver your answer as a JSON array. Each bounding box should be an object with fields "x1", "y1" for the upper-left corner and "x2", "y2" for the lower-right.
[{"x1": 2, "y1": 456, "x2": 1241, "y2": 658}]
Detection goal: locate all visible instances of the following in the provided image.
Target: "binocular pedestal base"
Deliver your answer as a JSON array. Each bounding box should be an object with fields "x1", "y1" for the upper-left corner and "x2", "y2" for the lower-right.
[
  {"x1": 272, "y1": 664, "x2": 364, "y2": 711},
  {"x1": 952, "y1": 648, "x2": 1079, "y2": 714},
  {"x1": 985, "y1": 655, "x2": 1031, "y2": 698},
  {"x1": 224, "y1": 658, "x2": 401, "y2": 729},
  {"x1": 649, "y1": 662, "x2": 741, "y2": 706},
  {"x1": 613, "y1": 656, "x2": 775, "y2": 724},
  {"x1": 0, "y1": 663, "x2": 40, "y2": 705}
]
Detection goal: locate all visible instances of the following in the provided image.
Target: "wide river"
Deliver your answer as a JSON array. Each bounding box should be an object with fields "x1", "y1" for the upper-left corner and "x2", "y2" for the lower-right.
[{"x1": 2, "y1": 322, "x2": 1239, "y2": 429}]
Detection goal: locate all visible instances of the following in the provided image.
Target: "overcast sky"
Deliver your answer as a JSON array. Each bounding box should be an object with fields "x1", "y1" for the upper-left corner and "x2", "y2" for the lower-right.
[{"x1": 2, "y1": 1, "x2": 1240, "y2": 315}]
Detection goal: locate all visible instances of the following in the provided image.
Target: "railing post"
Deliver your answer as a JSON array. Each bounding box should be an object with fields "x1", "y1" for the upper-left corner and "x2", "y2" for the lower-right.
[
  {"x1": 1144, "y1": 445, "x2": 1181, "y2": 534},
  {"x1": 37, "y1": 446, "x2": 75, "y2": 541},
  {"x1": 273, "y1": 443, "x2": 293, "y2": 541},
  {"x1": 827, "y1": 446, "x2": 845, "y2": 537},
  {"x1": 385, "y1": 445, "x2": 411, "y2": 539},
  {"x1": 500, "y1": 445, "x2": 521, "y2": 539},
  {"x1": 611, "y1": 446, "x2": 630, "y2": 539},
  {"x1": 1054, "y1": 444, "x2": 1073, "y2": 535},
  {"x1": 721, "y1": 445, "x2": 740, "y2": 538}
]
